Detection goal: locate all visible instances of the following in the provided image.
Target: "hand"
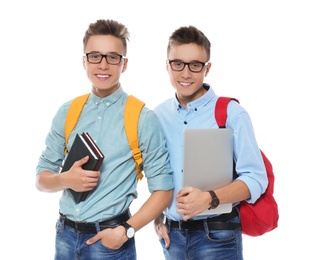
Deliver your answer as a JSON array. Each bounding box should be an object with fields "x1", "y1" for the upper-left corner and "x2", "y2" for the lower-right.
[
  {"x1": 154, "y1": 216, "x2": 170, "y2": 248},
  {"x1": 63, "y1": 156, "x2": 100, "y2": 192},
  {"x1": 86, "y1": 226, "x2": 127, "y2": 249},
  {"x1": 176, "y1": 187, "x2": 209, "y2": 220}
]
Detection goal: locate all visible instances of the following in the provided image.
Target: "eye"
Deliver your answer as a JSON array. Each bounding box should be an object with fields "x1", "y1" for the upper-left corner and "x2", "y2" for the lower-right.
[
  {"x1": 108, "y1": 54, "x2": 119, "y2": 60},
  {"x1": 190, "y1": 62, "x2": 201, "y2": 69},
  {"x1": 172, "y1": 61, "x2": 183, "y2": 67},
  {"x1": 91, "y1": 54, "x2": 100, "y2": 59}
]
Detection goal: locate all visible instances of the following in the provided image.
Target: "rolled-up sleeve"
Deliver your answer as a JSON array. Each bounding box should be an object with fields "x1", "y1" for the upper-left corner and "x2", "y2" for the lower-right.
[
  {"x1": 228, "y1": 102, "x2": 268, "y2": 204},
  {"x1": 138, "y1": 109, "x2": 174, "y2": 192},
  {"x1": 36, "y1": 102, "x2": 69, "y2": 174}
]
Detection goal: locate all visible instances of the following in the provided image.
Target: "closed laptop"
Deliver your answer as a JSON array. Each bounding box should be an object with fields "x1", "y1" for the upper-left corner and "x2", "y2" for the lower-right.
[{"x1": 182, "y1": 128, "x2": 234, "y2": 215}]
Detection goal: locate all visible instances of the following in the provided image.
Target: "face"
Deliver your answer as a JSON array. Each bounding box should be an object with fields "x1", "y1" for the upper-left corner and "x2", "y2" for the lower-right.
[
  {"x1": 167, "y1": 43, "x2": 211, "y2": 108},
  {"x1": 83, "y1": 35, "x2": 128, "y2": 98}
]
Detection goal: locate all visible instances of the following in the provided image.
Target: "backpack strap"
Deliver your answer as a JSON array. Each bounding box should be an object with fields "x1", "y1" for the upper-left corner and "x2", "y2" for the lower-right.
[
  {"x1": 124, "y1": 95, "x2": 145, "y2": 181},
  {"x1": 214, "y1": 97, "x2": 239, "y2": 127},
  {"x1": 64, "y1": 93, "x2": 91, "y2": 155},
  {"x1": 64, "y1": 93, "x2": 145, "y2": 181},
  {"x1": 215, "y1": 96, "x2": 240, "y2": 180}
]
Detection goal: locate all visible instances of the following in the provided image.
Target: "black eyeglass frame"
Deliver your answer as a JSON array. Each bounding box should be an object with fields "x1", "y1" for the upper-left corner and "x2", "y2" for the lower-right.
[
  {"x1": 168, "y1": 59, "x2": 209, "y2": 73},
  {"x1": 84, "y1": 52, "x2": 125, "y2": 65}
]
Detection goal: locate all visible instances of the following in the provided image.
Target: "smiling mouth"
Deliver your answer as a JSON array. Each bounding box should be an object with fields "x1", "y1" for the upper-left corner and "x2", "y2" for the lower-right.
[
  {"x1": 179, "y1": 81, "x2": 192, "y2": 87},
  {"x1": 96, "y1": 74, "x2": 109, "y2": 79}
]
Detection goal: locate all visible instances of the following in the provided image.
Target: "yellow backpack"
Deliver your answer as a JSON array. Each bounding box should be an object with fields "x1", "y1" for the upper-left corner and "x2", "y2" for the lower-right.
[{"x1": 64, "y1": 93, "x2": 145, "y2": 180}]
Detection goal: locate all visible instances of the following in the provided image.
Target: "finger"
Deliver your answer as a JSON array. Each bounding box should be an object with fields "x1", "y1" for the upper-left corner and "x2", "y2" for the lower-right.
[
  {"x1": 85, "y1": 170, "x2": 101, "y2": 177},
  {"x1": 176, "y1": 195, "x2": 186, "y2": 203},
  {"x1": 160, "y1": 226, "x2": 171, "y2": 248},
  {"x1": 73, "y1": 156, "x2": 90, "y2": 168},
  {"x1": 176, "y1": 187, "x2": 191, "y2": 198},
  {"x1": 176, "y1": 208, "x2": 186, "y2": 215},
  {"x1": 162, "y1": 233, "x2": 171, "y2": 248},
  {"x1": 86, "y1": 233, "x2": 100, "y2": 245},
  {"x1": 176, "y1": 201, "x2": 185, "y2": 210},
  {"x1": 182, "y1": 214, "x2": 191, "y2": 221}
]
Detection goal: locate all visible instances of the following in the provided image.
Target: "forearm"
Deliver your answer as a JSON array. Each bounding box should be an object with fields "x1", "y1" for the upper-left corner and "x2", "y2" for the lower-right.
[
  {"x1": 35, "y1": 170, "x2": 66, "y2": 192},
  {"x1": 128, "y1": 189, "x2": 173, "y2": 232},
  {"x1": 215, "y1": 180, "x2": 250, "y2": 205}
]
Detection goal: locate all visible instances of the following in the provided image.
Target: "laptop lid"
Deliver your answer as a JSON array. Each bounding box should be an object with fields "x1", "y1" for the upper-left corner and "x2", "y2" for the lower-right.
[{"x1": 182, "y1": 128, "x2": 234, "y2": 215}]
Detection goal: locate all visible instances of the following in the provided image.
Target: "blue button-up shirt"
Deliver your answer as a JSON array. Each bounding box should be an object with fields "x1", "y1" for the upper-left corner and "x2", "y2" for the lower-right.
[
  {"x1": 154, "y1": 84, "x2": 267, "y2": 221},
  {"x1": 36, "y1": 86, "x2": 174, "y2": 222}
]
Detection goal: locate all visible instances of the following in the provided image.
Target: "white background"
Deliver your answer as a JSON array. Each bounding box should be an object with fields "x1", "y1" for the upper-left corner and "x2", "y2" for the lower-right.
[{"x1": 0, "y1": 0, "x2": 309, "y2": 259}]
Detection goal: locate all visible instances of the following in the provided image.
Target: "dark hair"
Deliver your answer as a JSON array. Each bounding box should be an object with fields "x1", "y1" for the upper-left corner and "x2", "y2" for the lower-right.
[
  {"x1": 83, "y1": 19, "x2": 130, "y2": 55},
  {"x1": 167, "y1": 25, "x2": 211, "y2": 60}
]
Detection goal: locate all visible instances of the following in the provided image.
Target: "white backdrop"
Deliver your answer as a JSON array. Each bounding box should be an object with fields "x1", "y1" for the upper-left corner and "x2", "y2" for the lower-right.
[{"x1": 1, "y1": 0, "x2": 309, "y2": 259}]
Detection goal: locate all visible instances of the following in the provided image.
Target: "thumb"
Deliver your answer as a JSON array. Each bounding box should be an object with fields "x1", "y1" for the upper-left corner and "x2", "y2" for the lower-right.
[
  {"x1": 86, "y1": 232, "x2": 101, "y2": 245},
  {"x1": 73, "y1": 156, "x2": 89, "y2": 168},
  {"x1": 162, "y1": 232, "x2": 171, "y2": 248}
]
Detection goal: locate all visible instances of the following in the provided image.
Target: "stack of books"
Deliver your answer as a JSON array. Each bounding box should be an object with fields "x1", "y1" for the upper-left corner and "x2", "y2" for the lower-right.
[{"x1": 61, "y1": 132, "x2": 104, "y2": 203}]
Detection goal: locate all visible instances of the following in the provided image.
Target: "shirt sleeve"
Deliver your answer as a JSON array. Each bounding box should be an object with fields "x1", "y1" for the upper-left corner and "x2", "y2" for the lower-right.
[
  {"x1": 137, "y1": 108, "x2": 174, "y2": 193},
  {"x1": 36, "y1": 101, "x2": 71, "y2": 174},
  {"x1": 227, "y1": 101, "x2": 268, "y2": 203}
]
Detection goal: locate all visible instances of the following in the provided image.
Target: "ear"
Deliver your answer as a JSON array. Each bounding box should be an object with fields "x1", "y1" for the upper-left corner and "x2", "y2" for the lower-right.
[
  {"x1": 83, "y1": 56, "x2": 87, "y2": 70},
  {"x1": 166, "y1": 60, "x2": 169, "y2": 72},
  {"x1": 204, "y1": 62, "x2": 212, "y2": 77},
  {"x1": 121, "y1": 58, "x2": 128, "y2": 72}
]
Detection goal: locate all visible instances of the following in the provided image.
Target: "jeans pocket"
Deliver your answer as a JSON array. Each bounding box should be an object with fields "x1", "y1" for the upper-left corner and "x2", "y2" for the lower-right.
[
  {"x1": 207, "y1": 229, "x2": 237, "y2": 242},
  {"x1": 55, "y1": 219, "x2": 64, "y2": 236}
]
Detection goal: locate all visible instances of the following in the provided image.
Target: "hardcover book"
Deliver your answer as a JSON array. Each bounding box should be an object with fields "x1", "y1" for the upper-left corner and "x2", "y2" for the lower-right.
[{"x1": 61, "y1": 132, "x2": 104, "y2": 203}]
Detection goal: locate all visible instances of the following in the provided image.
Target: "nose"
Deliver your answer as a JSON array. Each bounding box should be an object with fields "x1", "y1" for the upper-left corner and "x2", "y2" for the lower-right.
[
  {"x1": 98, "y1": 57, "x2": 109, "y2": 69},
  {"x1": 181, "y1": 64, "x2": 192, "y2": 77}
]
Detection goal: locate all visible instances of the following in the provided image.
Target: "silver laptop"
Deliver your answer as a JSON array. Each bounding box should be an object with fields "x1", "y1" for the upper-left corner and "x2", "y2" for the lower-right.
[{"x1": 182, "y1": 128, "x2": 234, "y2": 215}]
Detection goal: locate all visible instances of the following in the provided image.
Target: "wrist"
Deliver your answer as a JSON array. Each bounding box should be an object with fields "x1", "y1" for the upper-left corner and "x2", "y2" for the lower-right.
[
  {"x1": 120, "y1": 222, "x2": 135, "y2": 239},
  {"x1": 208, "y1": 190, "x2": 220, "y2": 209}
]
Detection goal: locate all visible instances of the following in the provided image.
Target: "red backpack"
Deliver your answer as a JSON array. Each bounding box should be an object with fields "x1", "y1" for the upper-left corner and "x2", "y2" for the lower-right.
[{"x1": 215, "y1": 97, "x2": 279, "y2": 236}]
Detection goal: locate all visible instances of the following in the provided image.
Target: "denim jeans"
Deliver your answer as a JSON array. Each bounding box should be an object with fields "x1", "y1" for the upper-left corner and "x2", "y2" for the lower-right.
[
  {"x1": 55, "y1": 218, "x2": 136, "y2": 260},
  {"x1": 160, "y1": 216, "x2": 243, "y2": 260}
]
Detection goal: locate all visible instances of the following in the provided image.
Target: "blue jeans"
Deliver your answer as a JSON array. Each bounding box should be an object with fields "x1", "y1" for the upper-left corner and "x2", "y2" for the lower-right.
[
  {"x1": 55, "y1": 218, "x2": 136, "y2": 260},
  {"x1": 160, "y1": 216, "x2": 243, "y2": 260}
]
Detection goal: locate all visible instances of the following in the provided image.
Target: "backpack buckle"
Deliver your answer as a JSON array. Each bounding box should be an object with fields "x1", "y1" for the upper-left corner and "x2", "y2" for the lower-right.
[{"x1": 132, "y1": 148, "x2": 142, "y2": 164}]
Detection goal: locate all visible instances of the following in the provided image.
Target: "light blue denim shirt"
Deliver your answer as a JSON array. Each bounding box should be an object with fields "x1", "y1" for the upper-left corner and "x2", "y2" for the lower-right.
[
  {"x1": 36, "y1": 86, "x2": 174, "y2": 222},
  {"x1": 153, "y1": 84, "x2": 268, "y2": 221}
]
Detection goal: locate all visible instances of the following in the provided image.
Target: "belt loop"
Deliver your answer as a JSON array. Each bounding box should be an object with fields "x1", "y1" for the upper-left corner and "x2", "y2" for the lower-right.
[
  {"x1": 165, "y1": 218, "x2": 171, "y2": 232},
  {"x1": 202, "y1": 218, "x2": 209, "y2": 232},
  {"x1": 178, "y1": 221, "x2": 182, "y2": 230},
  {"x1": 59, "y1": 213, "x2": 65, "y2": 224},
  {"x1": 95, "y1": 221, "x2": 101, "y2": 233}
]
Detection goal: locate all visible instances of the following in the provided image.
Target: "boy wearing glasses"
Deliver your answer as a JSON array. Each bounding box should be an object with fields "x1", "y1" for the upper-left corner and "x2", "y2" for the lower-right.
[
  {"x1": 153, "y1": 26, "x2": 268, "y2": 259},
  {"x1": 36, "y1": 19, "x2": 174, "y2": 260}
]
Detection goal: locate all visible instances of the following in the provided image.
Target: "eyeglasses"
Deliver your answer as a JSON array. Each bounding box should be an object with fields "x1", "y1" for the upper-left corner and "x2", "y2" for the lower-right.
[
  {"x1": 168, "y1": 59, "x2": 209, "y2": 73},
  {"x1": 85, "y1": 52, "x2": 124, "y2": 65}
]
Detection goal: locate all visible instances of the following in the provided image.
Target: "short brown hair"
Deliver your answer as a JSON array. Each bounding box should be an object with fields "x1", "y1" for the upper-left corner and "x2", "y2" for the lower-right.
[
  {"x1": 167, "y1": 25, "x2": 211, "y2": 60},
  {"x1": 83, "y1": 19, "x2": 130, "y2": 55}
]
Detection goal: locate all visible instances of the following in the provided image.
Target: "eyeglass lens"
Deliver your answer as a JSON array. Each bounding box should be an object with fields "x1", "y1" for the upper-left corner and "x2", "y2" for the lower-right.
[
  {"x1": 87, "y1": 53, "x2": 122, "y2": 64},
  {"x1": 170, "y1": 60, "x2": 206, "y2": 72}
]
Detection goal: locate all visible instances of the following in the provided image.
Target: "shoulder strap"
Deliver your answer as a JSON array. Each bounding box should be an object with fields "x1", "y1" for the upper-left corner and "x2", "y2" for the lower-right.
[
  {"x1": 64, "y1": 93, "x2": 145, "y2": 181},
  {"x1": 214, "y1": 97, "x2": 239, "y2": 127},
  {"x1": 64, "y1": 93, "x2": 91, "y2": 155},
  {"x1": 124, "y1": 95, "x2": 145, "y2": 181}
]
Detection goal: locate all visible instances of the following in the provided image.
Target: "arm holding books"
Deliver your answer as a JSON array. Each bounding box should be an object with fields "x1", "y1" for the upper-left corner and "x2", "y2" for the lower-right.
[{"x1": 35, "y1": 156, "x2": 100, "y2": 193}]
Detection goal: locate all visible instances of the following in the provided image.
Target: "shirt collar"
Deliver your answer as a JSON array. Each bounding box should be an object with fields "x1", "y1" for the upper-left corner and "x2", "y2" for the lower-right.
[{"x1": 89, "y1": 85, "x2": 125, "y2": 107}]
